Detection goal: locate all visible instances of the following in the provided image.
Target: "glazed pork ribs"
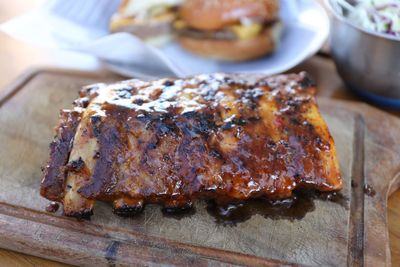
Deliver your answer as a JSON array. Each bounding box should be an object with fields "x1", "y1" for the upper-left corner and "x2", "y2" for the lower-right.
[{"x1": 41, "y1": 72, "x2": 342, "y2": 218}]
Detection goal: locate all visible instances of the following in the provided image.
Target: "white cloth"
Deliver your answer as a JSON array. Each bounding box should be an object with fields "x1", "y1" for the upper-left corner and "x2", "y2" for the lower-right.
[{"x1": 0, "y1": 0, "x2": 329, "y2": 78}]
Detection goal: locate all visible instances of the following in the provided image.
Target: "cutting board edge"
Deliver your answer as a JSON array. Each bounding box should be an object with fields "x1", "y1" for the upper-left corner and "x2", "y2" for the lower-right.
[
  {"x1": 0, "y1": 202, "x2": 293, "y2": 267},
  {"x1": 0, "y1": 67, "x2": 122, "y2": 108},
  {"x1": 319, "y1": 98, "x2": 400, "y2": 267}
]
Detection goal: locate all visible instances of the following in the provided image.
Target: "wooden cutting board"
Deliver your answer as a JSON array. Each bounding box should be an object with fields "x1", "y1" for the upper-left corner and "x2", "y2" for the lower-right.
[{"x1": 0, "y1": 68, "x2": 399, "y2": 267}]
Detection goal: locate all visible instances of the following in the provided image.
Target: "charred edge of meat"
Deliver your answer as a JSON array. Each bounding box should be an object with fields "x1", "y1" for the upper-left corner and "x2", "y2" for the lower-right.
[
  {"x1": 91, "y1": 115, "x2": 102, "y2": 137},
  {"x1": 221, "y1": 117, "x2": 252, "y2": 130},
  {"x1": 182, "y1": 111, "x2": 217, "y2": 135},
  {"x1": 45, "y1": 202, "x2": 60, "y2": 213},
  {"x1": 40, "y1": 111, "x2": 81, "y2": 201},
  {"x1": 161, "y1": 202, "x2": 194, "y2": 215},
  {"x1": 113, "y1": 204, "x2": 144, "y2": 217},
  {"x1": 210, "y1": 149, "x2": 224, "y2": 160},
  {"x1": 65, "y1": 209, "x2": 94, "y2": 220},
  {"x1": 65, "y1": 157, "x2": 85, "y2": 172}
]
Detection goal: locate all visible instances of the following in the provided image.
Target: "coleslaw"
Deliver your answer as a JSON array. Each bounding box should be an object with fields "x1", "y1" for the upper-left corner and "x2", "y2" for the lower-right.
[{"x1": 345, "y1": 0, "x2": 400, "y2": 37}]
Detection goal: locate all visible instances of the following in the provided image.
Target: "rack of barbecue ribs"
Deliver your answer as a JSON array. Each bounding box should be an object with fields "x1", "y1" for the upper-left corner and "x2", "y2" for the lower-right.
[{"x1": 40, "y1": 72, "x2": 342, "y2": 218}]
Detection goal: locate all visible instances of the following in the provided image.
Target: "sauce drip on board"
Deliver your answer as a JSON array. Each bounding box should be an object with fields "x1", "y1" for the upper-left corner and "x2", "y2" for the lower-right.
[{"x1": 162, "y1": 190, "x2": 349, "y2": 225}]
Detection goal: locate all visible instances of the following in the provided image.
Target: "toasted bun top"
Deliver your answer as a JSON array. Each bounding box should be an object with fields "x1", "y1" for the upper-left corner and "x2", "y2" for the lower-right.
[
  {"x1": 119, "y1": 0, "x2": 182, "y2": 17},
  {"x1": 179, "y1": 0, "x2": 279, "y2": 30}
]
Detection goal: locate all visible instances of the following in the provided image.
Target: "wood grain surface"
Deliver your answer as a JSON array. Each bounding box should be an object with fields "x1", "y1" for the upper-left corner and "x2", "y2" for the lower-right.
[{"x1": 0, "y1": 1, "x2": 399, "y2": 266}]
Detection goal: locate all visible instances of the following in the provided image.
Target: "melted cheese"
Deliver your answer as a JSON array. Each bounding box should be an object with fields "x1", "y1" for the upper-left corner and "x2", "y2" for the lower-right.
[{"x1": 230, "y1": 23, "x2": 263, "y2": 40}]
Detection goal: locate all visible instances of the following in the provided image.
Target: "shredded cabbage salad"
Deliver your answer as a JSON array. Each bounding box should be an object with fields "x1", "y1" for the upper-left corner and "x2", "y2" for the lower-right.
[{"x1": 347, "y1": 0, "x2": 400, "y2": 37}]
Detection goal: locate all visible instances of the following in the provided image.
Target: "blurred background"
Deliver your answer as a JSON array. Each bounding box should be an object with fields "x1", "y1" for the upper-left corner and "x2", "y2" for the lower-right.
[{"x1": 0, "y1": 0, "x2": 102, "y2": 90}]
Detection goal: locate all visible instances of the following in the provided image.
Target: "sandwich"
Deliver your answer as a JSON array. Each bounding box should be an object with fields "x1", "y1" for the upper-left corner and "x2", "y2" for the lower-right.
[{"x1": 175, "y1": 0, "x2": 282, "y2": 61}]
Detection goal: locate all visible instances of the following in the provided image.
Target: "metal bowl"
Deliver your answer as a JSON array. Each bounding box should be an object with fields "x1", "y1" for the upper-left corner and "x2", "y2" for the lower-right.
[{"x1": 326, "y1": 0, "x2": 400, "y2": 108}]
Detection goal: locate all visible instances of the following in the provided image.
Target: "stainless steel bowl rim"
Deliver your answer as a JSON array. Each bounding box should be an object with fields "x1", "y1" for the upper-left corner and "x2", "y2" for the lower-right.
[{"x1": 325, "y1": 0, "x2": 400, "y2": 42}]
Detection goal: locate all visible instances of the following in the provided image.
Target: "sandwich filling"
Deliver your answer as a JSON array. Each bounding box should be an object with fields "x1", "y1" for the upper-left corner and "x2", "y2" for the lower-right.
[
  {"x1": 174, "y1": 18, "x2": 281, "y2": 41},
  {"x1": 110, "y1": 0, "x2": 182, "y2": 33}
]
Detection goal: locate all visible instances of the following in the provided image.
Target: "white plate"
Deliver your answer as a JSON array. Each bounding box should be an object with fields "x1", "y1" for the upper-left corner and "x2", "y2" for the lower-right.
[
  {"x1": 1, "y1": 0, "x2": 329, "y2": 79},
  {"x1": 103, "y1": 0, "x2": 329, "y2": 78}
]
